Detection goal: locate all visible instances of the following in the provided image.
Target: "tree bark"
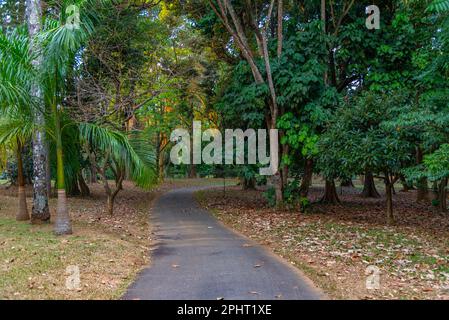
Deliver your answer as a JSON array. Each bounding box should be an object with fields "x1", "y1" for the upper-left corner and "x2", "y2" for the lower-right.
[
  {"x1": 89, "y1": 152, "x2": 98, "y2": 184},
  {"x1": 320, "y1": 179, "x2": 340, "y2": 204},
  {"x1": 299, "y1": 158, "x2": 313, "y2": 198},
  {"x1": 385, "y1": 176, "x2": 395, "y2": 225},
  {"x1": 78, "y1": 172, "x2": 90, "y2": 197},
  {"x1": 27, "y1": 0, "x2": 50, "y2": 224},
  {"x1": 54, "y1": 189, "x2": 72, "y2": 235},
  {"x1": 45, "y1": 142, "x2": 51, "y2": 197},
  {"x1": 16, "y1": 141, "x2": 29, "y2": 221},
  {"x1": 438, "y1": 178, "x2": 448, "y2": 213},
  {"x1": 53, "y1": 105, "x2": 72, "y2": 235},
  {"x1": 416, "y1": 147, "x2": 430, "y2": 203},
  {"x1": 362, "y1": 172, "x2": 380, "y2": 198}
]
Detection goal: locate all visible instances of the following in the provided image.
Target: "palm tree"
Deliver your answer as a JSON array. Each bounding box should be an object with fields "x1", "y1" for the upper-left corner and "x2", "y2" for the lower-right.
[
  {"x1": 38, "y1": 0, "x2": 103, "y2": 234},
  {"x1": 25, "y1": 0, "x2": 50, "y2": 223},
  {"x1": 0, "y1": 113, "x2": 34, "y2": 221},
  {"x1": 0, "y1": 28, "x2": 34, "y2": 221}
]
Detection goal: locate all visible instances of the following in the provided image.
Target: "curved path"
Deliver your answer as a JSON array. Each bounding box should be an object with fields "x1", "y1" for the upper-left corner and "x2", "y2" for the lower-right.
[{"x1": 124, "y1": 187, "x2": 324, "y2": 300}]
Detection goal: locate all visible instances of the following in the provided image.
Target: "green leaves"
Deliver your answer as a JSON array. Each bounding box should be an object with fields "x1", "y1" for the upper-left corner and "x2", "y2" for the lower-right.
[{"x1": 427, "y1": 0, "x2": 449, "y2": 13}]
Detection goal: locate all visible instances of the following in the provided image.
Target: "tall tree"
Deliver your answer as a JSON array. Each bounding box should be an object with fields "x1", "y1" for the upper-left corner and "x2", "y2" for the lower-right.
[{"x1": 26, "y1": 0, "x2": 50, "y2": 223}]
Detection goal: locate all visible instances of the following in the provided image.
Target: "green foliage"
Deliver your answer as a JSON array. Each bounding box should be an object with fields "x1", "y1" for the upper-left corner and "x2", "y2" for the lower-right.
[
  {"x1": 318, "y1": 92, "x2": 413, "y2": 180},
  {"x1": 428, "y1": 0, "x2": 449, "y2": 12},
  {"x1": 263, "y1": 187, "x2": 276, "y2": 208}
]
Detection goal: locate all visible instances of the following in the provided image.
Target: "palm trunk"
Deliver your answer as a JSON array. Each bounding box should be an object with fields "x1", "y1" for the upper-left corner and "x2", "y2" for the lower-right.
[
  {"x1": 27, "y1": 0, "x2": 50, "y2": 223},
  {"x1": 16, "y1": 141, "x2": 29, "y2": 221},
  {"x1": 53, "y1": 107, "x2": 72, "y2": 235}
]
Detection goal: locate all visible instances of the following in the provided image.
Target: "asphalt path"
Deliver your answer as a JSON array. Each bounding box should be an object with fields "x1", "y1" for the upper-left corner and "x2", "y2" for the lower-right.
[{"x1": 124, "y1": 187, "x2": 324, "y2": 300}]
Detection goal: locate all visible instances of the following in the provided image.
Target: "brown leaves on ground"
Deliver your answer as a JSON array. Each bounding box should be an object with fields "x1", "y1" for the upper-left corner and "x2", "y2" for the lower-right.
[{"x1": 197, "y1": 186, "x2": 449, "y2": 300}]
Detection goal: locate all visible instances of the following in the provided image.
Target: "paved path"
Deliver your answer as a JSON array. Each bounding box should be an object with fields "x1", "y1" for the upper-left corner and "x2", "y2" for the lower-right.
[{"x1": 124, "y1": 187, "x2": 324, "y2": 300}]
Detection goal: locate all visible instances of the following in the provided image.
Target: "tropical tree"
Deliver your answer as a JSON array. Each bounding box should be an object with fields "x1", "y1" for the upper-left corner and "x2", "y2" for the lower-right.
[{"x1": 0, "y1": 27, "x2": 34, "y2": 221}]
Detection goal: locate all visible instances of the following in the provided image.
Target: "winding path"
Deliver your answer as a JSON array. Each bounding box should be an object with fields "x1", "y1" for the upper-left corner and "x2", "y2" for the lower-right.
[{"x1": 124, "y1": 187, "x2": 324, "y2": 300}]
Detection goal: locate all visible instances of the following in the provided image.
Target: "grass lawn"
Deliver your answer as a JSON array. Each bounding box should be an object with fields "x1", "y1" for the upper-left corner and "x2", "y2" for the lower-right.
[{"x1": 0, "y1": 182, "x2": 153, "y2": 299}]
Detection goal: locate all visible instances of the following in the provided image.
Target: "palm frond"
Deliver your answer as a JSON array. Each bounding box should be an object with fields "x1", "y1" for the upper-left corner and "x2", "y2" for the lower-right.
[
  {"x1": 79, "y1": 123, "x2": 157, "y2": 189},
  {"x1": 428, "y1": 0, "x2": 449, "y2": 12}
]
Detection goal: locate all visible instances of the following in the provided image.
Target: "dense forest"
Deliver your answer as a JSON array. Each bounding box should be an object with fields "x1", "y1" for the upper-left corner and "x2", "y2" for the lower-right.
[{"x1": 1, "y1": 0, "x2": 449, "y2": 232}]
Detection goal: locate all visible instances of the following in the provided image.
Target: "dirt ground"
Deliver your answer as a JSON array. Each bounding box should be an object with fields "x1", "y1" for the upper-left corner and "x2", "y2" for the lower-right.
[{"x1": 196, "y1": 183, "x2": 449, "y2": 300}]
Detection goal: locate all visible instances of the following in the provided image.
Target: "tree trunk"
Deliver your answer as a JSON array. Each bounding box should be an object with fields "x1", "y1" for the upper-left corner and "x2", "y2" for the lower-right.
[
  {"x1": 89, "y1": 153, "x2": 98, "y2": 184},
  {"x1": 439, "y1": 178, "x2": 448, "y2": 213},
  {"x1": 320, "y1": 179, "x2": 340, "y2": 204},
  {"x1": 27, "y1": 0, "x2": 50, "y2": 224},
  {"x1": 16, "y1": 141, "x2": 29, "y2": 221},
  {"x1": 242, "y1": 177, "x2": 256, "y2": 190},
  {"x1": 362, "y1": 172, "x2": 380, "y2": 198},
  {"x1": 416, "y1": 147, "x2": 430, "y2": 203},
  {"x1": 189, "y1": 164, "x2": 197, "y2": 178},
  {"x1": 107, "y1": 195, "x2": 114, "y2": 216},
  {"x1": 78, "y1": 172, "x2": 90, "y2": 197},
  {"x1": 385, "y1": 178, "x2": 394, "y2": 225},
  {"x1": 54, "y1": 189, "x2": 72, "y2": 235},
  {"x1": 45, "y1": 142, "x2": 51, "y2": 197},
  {"x1": 158, "y1": 150, "x2": 165, "y2": 181},
  {"x1": 340, "y1": 178, "x2": 354, "y2": 188},
  {"x1": 299, "y1": 158, "x2": 313, "y2": 198},
  {"x1": 53, "y1": 106, "x2": 72, "y2": 235}
]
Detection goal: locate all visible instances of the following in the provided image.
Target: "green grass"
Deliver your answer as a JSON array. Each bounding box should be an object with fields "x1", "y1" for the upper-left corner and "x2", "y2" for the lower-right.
[{"x1": 0, "y1": 216, "x2": 146, "y2": 299}]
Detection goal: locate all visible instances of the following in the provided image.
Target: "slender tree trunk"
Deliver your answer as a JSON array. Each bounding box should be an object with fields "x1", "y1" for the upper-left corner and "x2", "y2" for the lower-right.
[
  {"x1": 89, "y1": 153, "x2": 98, "y2": 184},
  {"x1": 53, "y1": 106, "x2": 72, "y2": 235},
  {"x1": 362, "y1": 172, "x2": 380, "y2": 198},
  {"x1": 45, "y1": 142, "x2": 51, "y2": 197},
  {"x1": 320, "y1": 179, "x2": 340, "y2": 204},
  {"x1": 16, "y1": 141, "x2": 29, "y2": 221},
  {"x1": 416, "y1": 147, "x2": 430, "y2": 203},
  {"x1": 385, "y1": 176, "x2": 394, "y2": 225},
  {"x1": 78, "y1": 172, "x2": 90, "y2": 197},
  {"x1": 439, "y1": 178, "x2": 448, "y2": 213},
  {"x1": 158, "y1": 149, "x2": 165, "y2": 181},
  {"x1": 27, "y1": 0, "x2": 50, "y2": 223},
  {"x1": 299, "y1": 158, "x2": 313, "y2": 198}
]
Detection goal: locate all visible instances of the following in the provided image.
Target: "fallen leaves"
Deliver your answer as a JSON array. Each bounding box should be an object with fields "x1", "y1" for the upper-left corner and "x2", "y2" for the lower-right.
[{"x1": 199, "y1": 186, "x2": 449, "y2": 300}]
